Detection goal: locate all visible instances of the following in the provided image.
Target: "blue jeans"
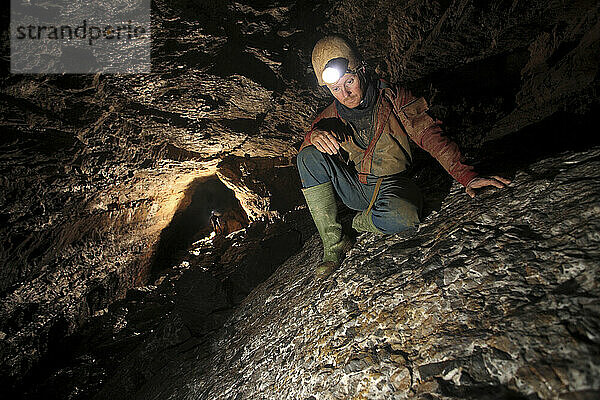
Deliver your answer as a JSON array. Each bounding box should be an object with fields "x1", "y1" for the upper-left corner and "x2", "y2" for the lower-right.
[{"x1": 297, "y1": 146, "x2": 422, "y2": 234}]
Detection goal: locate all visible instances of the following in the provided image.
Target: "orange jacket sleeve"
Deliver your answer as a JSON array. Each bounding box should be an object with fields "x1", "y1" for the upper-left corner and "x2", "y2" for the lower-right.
[{"x1": 390, "y1": 87, "x2": 478, "y2": 187}]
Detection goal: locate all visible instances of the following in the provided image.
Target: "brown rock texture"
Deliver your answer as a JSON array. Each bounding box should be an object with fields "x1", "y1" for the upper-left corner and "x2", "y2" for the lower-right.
[
  {"x1": 142, "y1": 147, "x2": 600, "y2": 400},
  {"x1": 216, "y1": 154, "x2": 303, "y2": 221},
  {"x1": 1, "y1": 0, "x2": 317, "y2": 384},
  {"x1": 0, "y1": 0, "x2": 599, "y2": 397}
]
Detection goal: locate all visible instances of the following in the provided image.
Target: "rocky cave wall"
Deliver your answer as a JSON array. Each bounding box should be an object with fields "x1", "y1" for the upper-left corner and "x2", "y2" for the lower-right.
[
  {"x1": 1, "y1": 0, "x2": 316, "y2": 384},
  {"x1": 1, "y1": 0, "x2": 599, "y2": 397},
  {"x1": 132, "y1": 144, "x2": 600, "y2": 400}
]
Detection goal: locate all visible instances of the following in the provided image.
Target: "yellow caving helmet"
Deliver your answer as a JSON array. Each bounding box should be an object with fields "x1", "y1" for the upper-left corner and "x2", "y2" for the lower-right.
[{"x1": 311, "y1": 35, "x2": 361, "y2": 86}]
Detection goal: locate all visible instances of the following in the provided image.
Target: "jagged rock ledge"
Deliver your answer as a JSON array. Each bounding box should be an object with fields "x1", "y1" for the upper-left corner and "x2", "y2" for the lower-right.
[{"x1": 134, "y1": 147, "x2": 600, "y2": 400}]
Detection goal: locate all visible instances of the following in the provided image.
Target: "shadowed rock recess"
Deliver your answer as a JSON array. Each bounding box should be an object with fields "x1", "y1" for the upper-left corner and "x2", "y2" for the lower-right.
[{"x1": 1, "y1": 0, "x2": 599, "y2": 399}]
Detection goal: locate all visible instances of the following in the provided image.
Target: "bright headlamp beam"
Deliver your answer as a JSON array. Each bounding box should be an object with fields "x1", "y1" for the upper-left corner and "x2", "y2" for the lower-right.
[
  {"x1": 322, "y1": 57, "x2": 349, "y2": 84},
  {"x1": 322, "y1": 67, "x2": 343, "y2": 84}
]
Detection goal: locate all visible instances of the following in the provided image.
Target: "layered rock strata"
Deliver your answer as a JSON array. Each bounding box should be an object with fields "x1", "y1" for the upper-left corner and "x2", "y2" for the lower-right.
[
  {"x1": 139, "y1": 147, "x2": 599, "y2": 400},
  {"x1": 1, "y1": 0, "x2": 316, "y2": 384},
  {"x1": 1, "y1": 0, "x2": 599, "y2": 395}
]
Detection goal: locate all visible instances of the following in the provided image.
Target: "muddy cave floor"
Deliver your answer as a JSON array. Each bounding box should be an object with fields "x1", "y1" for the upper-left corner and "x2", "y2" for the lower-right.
[{"x1": 8, "y1": 129, "x2": 600, "y2": 399}]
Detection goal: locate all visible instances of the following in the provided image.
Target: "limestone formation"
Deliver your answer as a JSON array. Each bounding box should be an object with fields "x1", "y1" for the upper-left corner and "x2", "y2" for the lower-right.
[
  {"x1": 135, "y1": 147, "x2": 600, "y2": 400},
  {"x1": 20, "y1": 147, "x2": 599, "y2": 400},
  {"x1": 1, "y1": 0, "x2": 599, "y2": 398}
]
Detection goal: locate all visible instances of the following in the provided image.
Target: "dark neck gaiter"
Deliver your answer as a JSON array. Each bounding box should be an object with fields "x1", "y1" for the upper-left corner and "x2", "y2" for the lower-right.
[{"x1": 335, "y1": 79, "x2": 378, "y2": 149}]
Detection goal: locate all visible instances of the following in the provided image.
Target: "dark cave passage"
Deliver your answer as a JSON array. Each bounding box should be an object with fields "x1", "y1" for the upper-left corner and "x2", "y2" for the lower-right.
[
  {"x1": 149, "y1": 177, "x2": 248, "y2": 277},
  {"x1": 476, "y1": 104, "x2": 600, "y2": 178}
]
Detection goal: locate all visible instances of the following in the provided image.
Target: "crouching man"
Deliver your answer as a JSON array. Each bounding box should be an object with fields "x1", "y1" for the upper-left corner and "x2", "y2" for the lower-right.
[{"x1": 297, "y1": 35, "x2": 510, "y2": 278}]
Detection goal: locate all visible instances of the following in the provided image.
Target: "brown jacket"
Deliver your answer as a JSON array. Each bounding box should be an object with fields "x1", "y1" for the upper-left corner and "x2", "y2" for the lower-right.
[{"x1": 299, "y1": 83, "x2": 478, "y2": 187}]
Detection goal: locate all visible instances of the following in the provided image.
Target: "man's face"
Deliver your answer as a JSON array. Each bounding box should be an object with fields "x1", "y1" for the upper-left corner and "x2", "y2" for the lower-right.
[{"x1": 326, "y1": 73, "x2": 363, "y2": 109}]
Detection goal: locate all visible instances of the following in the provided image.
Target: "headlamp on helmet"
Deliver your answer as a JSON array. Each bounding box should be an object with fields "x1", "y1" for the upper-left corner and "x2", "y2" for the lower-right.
[{"x1": 322, "y1": 57, "x2": 351, "y2": 85}]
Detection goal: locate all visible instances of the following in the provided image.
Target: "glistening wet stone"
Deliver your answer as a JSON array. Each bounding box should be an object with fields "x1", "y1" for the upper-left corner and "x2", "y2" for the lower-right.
[
  {"x1": 137, "y1": 148, "x2": 600, "y2": 400},
  {"x1": 1, "y1": 0, "x2": 599, "y2": 396}
]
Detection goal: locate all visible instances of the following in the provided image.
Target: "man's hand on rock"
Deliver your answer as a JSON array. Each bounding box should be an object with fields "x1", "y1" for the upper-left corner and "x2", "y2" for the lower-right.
[
  {"x1": 465, "y1": 176, "x2": 511, "y2": 198},
  {"x1": 310, "y1": 129, "x2": 340, "y2": 155}
]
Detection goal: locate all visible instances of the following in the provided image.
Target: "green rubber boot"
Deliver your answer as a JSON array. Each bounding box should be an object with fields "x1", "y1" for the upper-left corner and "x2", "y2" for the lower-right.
[
  {"x1": 352, "y1": 209, "x2": 384, "y2": 234},
  {"x1": 302, "y1": 182, "x2": 352, "y2": 278}
]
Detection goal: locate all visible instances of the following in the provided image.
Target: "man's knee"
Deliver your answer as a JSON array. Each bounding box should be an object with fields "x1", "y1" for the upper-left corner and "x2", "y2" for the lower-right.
[
  {"x1": 297, "y1": 145, "x2": 324, "y2": 168},
  {"x1": 297, "y1": 146, "x2": 333, "y2": 188},
  {"x1": 297, "y1": 146, "x2": 329, "y2": 180},
  {"x1": 371, "y1": 198, "x2": 420, "y2": 234}
]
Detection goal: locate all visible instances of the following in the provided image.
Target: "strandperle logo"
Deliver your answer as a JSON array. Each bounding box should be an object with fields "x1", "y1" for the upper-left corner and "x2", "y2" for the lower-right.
[
  {"x1": 11, "y1": 0, "x2": 151, "y2": 74},
  {"x1": 14, "y1": 20, "x2": 147, "y2": 46}
]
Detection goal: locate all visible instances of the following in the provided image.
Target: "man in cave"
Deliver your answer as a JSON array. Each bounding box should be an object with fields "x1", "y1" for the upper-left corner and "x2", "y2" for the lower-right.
[
  {"x1": 209, "y1": 210, "x2": 225, "y2": 235},
  {"x1": 297, "y1": 35, "x2": 510, "y2": 278}
]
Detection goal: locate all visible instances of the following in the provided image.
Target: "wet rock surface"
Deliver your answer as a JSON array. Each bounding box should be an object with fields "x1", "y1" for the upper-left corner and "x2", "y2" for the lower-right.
[
  {"x1": 14, "y1": 148, "x2": 598, "y2": 399},
  {"x1": 142, "y1": 147, "x2": 599, "y2": 400},
  {"x1": 0, "y1": 0, "x2": 599, "y2": 397}
]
